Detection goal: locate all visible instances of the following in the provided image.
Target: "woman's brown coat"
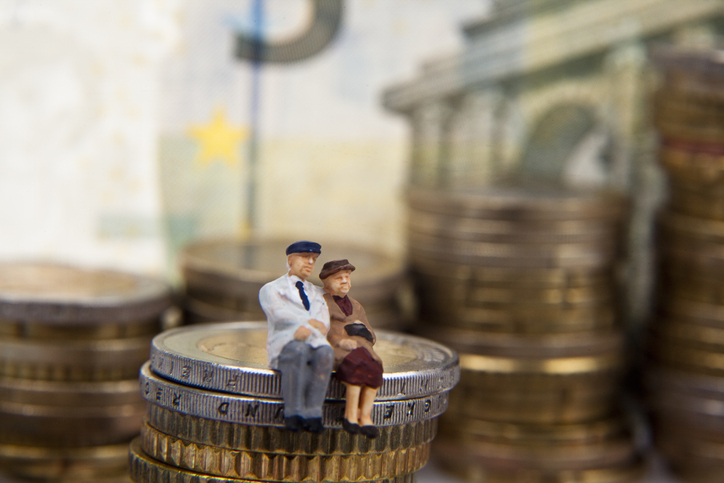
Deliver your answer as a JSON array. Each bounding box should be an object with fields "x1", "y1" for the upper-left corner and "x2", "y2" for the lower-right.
[{"x1": 324, "y1": 293, "x2": 382, "y2": 370}]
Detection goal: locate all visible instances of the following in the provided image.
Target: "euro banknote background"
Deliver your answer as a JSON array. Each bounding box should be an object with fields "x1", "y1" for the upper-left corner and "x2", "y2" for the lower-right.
[{"x1": 0, "y1": 0, "x2": 485, "y2": 280}]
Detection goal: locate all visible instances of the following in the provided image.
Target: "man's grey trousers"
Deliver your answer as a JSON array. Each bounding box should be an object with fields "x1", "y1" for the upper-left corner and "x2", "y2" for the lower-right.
[{"x1": 277, "y1": 339, "x2": 334, "y2": 419}]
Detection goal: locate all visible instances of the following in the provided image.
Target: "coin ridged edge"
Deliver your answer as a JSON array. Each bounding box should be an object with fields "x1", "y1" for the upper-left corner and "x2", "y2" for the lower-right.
[
  {"x1": 141, "y1": 421, "x2": 430, "y2": 481},
  {"x1": 129, "y1": 438, "x2": 416, "y2": 483},
  {"x1": 150, "y1": 325, "x2": 460, "y2": 400},
  {"x1": 140, "y1": 363, "x2": 449, "y2": 427},
  {"x1": 145, "y1": 403, "x2": 437, "y2": 454}
]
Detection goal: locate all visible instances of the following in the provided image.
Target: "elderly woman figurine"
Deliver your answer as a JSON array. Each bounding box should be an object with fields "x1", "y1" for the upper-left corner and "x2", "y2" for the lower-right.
[{"x1": 320, "y1": 259, "x2": 383, "y2": 439}]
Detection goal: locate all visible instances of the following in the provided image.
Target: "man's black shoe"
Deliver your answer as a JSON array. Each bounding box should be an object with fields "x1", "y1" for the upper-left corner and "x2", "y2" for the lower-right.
[
  {"x1": 303, "y1": 417, "x2": 324, "y2": 434},
  {"x1": 341, "y1": 418, "x2": 360, "y2": 434},
  {"x1": 360, "y1": 425, "x2": 380, "y2": 439},
  {"x1": 284, "y1": 415, "x2": 304, "y2": 432}
]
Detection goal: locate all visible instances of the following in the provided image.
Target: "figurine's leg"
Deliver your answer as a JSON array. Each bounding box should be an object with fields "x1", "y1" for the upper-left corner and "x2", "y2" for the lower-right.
[
  {"x1": 303, "y1": 345, "x2": 334, "y2": 420},
  {"x1": 343, "y1": 383, "x2": 361, "y2": 422},
  {"x1": 340, "y1": 383, "x2": 362, "y2": 434},
  {"x1": 358, "y1": 386, "x2": 379, "y2": 427},
  {"x1": 277, "y1": 340, "x2": 310, "y2": 428}
]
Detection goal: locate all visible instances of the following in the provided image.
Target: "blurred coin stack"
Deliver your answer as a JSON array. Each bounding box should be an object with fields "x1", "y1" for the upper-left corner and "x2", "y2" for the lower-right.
[
  {"x1": 0, "y1": 263, "x2": 171, "y2": 483},
  {"x1": 406, "y1": 183, "x2": 644, "y2": 481},
  {"x1": 645, "y1": 45, "x2": 724, "y2": 482},
  {"x1": 130, "y1": 322, "x2": 459, "y2": 482},
  {"x1": 181, "y1": 239, "x2": 409, "y2": 330}
]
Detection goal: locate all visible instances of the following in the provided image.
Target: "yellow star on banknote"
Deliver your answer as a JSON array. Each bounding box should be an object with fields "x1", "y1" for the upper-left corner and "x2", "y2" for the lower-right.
[{"x1": 189, "y1": 109, "x2": 247, "y2": 166}]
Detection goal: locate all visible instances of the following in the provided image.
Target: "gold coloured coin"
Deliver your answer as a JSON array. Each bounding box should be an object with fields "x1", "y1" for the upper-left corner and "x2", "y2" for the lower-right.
[
  {"x1": 656, "y1": 435, "x2": 724, "y2": 474},
  {"x1": 651, "y1": 319, "x2": 724, "y2": 351},
  {"x1": 128, "y1": 438, "x2": 416, "y2": 483},
  {"x1": 406, "y1": 184, "x2": 628, "y2": 221},
  {"x1": 659, "y1": 145, "x2": 724, "y2": 184},
  {"x1": 645, "y1": 367, "x2": 724, "y2": 400},
  {"x1": 417, "y1": 325, "x2": 623, "y2": 357},
  {"x1": 655, "y1": 94, "x2": 724, "y2": 125},
  {"x1": 656, "y1": 120, "x2": 724, "y2": 145},
  {"x1": 409, "y1": 236, "x2": 618, "y2": 270},
  {"x1": 652, "y1": 417, "x2": 724, "y2": 445},
  {"x1": 458, "y1": 352, "x2": 623, "y2": 384},
  {"x1": 433, "y1": 440, "x2": 644, "y2": 483},
  {"x1": 0, "y1": 441, "x2": 129, "y2": 481},
  {"x1": 184, "y1": 294, "x2": 406, "y2": 330},
  {"x1": 658, "y1": 271, "x2": 724, "y2": 302},
  {"x1": 182, "y1": 239, "x2": 405, "y2": 305},
  {"x1": 141, "y1": 421, "x2": 430, "y2": 481},
  {"x1": 419, "y1": 304, "x2": 617, "y2": 332},
  {"x1": 0, "y1": 317, "x2": 159, "y2": 340},
  {"x1": 648, "y1": 391, "x2": 724, "y2": 431},
  {"x1": 433, "y1": 433, "x2": 637, "y2": 472},
  {"x1": 658, "y1": 211, "x2": 724, "y2": 244},
  {"x1": 406, "y1": 210, "x2": 620, "y2": 244},
  {"x1": 414, "y1": 277, "x2": 614, "y2": 308},
  {"x1": 145, "y1": 404, "x2": 437, "y2": 454},
  {"x1": 658, "y1": 241, "x2": 724, "y2": 272},
  {"x1": 0, "y1": 376, "x2": 141, "y2": 407},
  {"x1": 668, "y1": 180, "x2": 724, "y2": 220},
  {"x1": 660, "y1": 298, "x2": 724, "y2": 327},
  {"x1": 0, "y1": 335, "x2": 153, "y2": 382},
  {"x1": 0, "y1": 398, "x2": 144, "y2": 446},
  {"x1": 438, "y1": 416, "x2": 626, "y2": 444},
  {"x1": 650, "y1": 339, "x2": 724, "y2": 376},
  {"x1": 654, "y1": 48, "x2": 724, "y2": 98},
  {"x1": 447, "y1": 385, "x2": 616, "y2": 425},
  {"x1": 410, "y1": 259, "x2": 614, "y2": 287},
  {"x1": 183, "y1": 296, "x2": 260, "y2": 324},
  {"x1": 0, "y1": 262, "x2": 170, "y2": 324}
]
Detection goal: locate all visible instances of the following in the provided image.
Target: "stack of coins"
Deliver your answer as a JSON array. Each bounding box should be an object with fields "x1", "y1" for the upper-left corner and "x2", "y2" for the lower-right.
[
  {"x1": 645, "y1": 45, "x2": 724, "y2": 481},
  {"x1": 181, "y1": 239, "x2": 409, "y2": 330},
  {"x1": 405, "y1": 183, "x2": 644, "y2": 481},
  {"x1": 130, "y1": 322, "x2": 459, "y2": 482},
  {"x1": 0, "y1": 263, "x2": 171, "y2": 483}
]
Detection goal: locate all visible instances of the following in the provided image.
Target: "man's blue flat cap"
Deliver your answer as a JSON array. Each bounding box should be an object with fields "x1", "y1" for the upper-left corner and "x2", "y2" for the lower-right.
[{"x1": 286, "y1": 241, "x2": 322, "y2": 255}]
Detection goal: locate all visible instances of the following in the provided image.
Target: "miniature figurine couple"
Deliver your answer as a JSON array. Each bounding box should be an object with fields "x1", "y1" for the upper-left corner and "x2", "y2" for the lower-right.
[{"x1": 259, "y1": 241, "x2": 383, "y2": 438}]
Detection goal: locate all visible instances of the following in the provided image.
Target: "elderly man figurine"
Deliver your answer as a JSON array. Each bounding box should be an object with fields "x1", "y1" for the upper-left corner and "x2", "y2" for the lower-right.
[
  {"x1": 259, "y1": 241, "x2": 334, "y2": 433},
  {"x1": 320, "y1": 259, "x2": 383, "y2": 438}
]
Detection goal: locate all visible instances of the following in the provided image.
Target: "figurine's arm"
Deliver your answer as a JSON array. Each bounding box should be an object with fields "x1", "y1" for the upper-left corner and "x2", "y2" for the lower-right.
[
  {"x1": 307, "y1": 287, "x2": 330, "y2": 336},
  {"x1": 337, "y1": 338, "x2": 358, "y2": 351},
  {"x1": 353, "y1": 302, "x2": 376, "y2": 345},
  {"x1": 259, "y1": 284, "x2": 310, "y2": 339},
  {"x1": 308, "y1": 319, "x2": 328, "y2": 336}
]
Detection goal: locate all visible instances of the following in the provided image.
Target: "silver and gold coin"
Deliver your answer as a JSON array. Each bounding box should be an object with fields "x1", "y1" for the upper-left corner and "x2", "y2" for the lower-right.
[
  {"x1": 140, "y1": 362, "x2": 449, "y2": 428},
  {"x1": 0, "y1": 442, "x2": 130, "y2": 481},
  {"x1": 0, "y1": 398, "x2": 144, "y2": 447},
  {"x1": 181, "y1": 239, "x2": 408, "y2": 329},
  {"x1": 140, "y1": 421, "x2": 430, "y2": 481},
  {"x1": 144, "y1": 404, "x2": 437, "y2": 455},
  {"x1": 406, "y1": 184, "x2": 628, "y2": 221},
  {"x1": 129, "y1": 438, "x2": 415, "y2": 483},
  {"x1": 0, "y1": 335, "x2": 154, "y2": 382},
  {"x1": 149, "y1": 322, "x2": 459, "y2": 401},
  {"x1": 0, "y1": 263, "x2": 170, "y2": 324}
]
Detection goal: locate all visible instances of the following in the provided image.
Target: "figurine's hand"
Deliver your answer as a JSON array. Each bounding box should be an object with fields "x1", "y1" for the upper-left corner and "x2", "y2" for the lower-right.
[
  {"x1": 293, "y1": 326, "x2": 312, "y2": 340},
  {"x1": 338, "y1": 338, "x2": 358, "y2": 351},
  {"x1": 308, "y1": 319, "x2": 328, "y2": 336}
]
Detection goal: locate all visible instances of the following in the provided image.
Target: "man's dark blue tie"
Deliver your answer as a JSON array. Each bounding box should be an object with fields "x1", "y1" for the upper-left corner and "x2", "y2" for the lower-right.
[{"x1": 295, "y1": 281, "x2": 310, "y2": 311}]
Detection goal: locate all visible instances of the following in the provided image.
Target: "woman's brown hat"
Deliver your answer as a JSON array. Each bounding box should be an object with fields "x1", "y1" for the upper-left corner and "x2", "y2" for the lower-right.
[{"x1": 319, "y1": 259, "x2": 356, "y2": 279}]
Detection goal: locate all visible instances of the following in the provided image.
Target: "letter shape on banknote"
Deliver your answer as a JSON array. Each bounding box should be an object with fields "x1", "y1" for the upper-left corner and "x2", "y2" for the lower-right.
[
  {"x1": 320, "y1": 259, "x2": 384, "y2": 439},
  {"x1": 258, "y1": 240, "x2": 333, "y2": 433}
]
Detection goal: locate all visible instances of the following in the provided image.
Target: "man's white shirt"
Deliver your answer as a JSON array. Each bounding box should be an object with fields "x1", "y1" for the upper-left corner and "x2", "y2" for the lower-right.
[{"x1": 259, "y1": 274, "x2": 331, "y2": 368}]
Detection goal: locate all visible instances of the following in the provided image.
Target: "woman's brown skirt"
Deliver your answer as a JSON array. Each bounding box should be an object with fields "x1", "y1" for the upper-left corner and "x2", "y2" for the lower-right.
[{"x1": 336, "y1": 347, "x2": 383, "y2": 388}]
